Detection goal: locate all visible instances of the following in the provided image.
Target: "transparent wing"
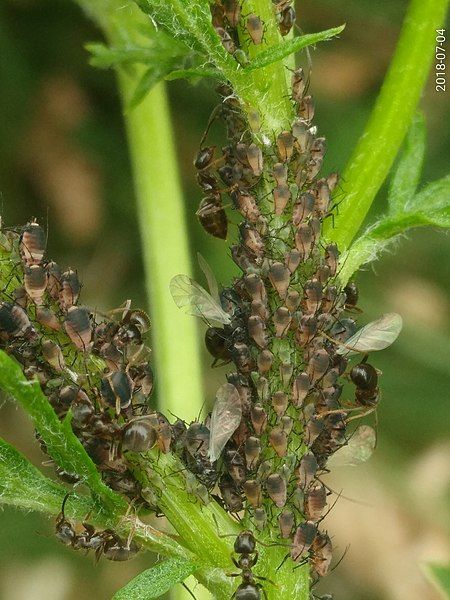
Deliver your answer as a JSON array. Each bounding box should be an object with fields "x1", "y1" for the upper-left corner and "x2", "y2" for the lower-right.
[
  {"x1": 328, "y1": 425, "x2": 376, "y2": 468},
  {"x1": 170, "y1": 274, "x2": 231, "y2": 325},
  {"x1": 336, "y1": 312, "x2": 403, "y2": 356},
  {"x1": 208, "y1": 383, "x2": 242, "y2": 462},
  {"x1": 197, "y1": 252, "x2": 220, "y2": 304}
]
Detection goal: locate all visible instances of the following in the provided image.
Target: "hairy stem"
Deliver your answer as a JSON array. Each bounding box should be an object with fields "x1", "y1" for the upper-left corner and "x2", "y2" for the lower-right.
[{"x1": 324, "y1": 0, "x2": 450, "y2": 250}]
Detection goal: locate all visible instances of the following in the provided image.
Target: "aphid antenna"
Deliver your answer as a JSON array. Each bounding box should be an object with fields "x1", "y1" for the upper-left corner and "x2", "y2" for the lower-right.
[
  {"x1": 199, "y1": 103, "x2": 226, "y2": 148},
  {"x1": 329, "y1": 543, "x2": 350, "y2": 574},
  {"x1": 316, "y1": 478, "x2": 373, "y2": 507},
  {"x1": 180, "y1": 581, "x2": 198, "y2": 600}
]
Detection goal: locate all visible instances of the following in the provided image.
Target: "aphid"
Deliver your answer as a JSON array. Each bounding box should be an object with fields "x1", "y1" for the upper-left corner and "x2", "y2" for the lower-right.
[
  {"x1": 246, "y1": 14, "x2": 264, "y2": 45},
  {"x1": 343, "y1": 281, "x2": 359, "y2": 310},
  {"x1": 101, "y1": 369, "x2": 134, "y2": 414},
  {"x1": 194, "y1": 146, "x2": 215, "y2": 170},
  {"x1": 273, "y1": 307, "x2": 291, "y2": 338},
  {"x1": 231, "y1": 342, "x2": 255, "y2": 374},
  {"x1": 42, "y1": 340, "x2": 66, "y2": 372},
  {"x1": 251, "y1": 404, "x2": 268, "y2": 435},
  {"x1": 296, "y1": 315, "x2": 318, "y2": 346},
  {"x1": 36, "y1": 306, "x2": 61, "y2": 331},
  {"x1": 196, "y1": 195, "x2": 228, "y2": 240},
  {"x1": 222, "y1": 0, "x2": 241, "y2": 27},
  {"x1": 246, "y1": 143, "x2": 264, "y2": 177},
  {"x1": 305, "y1": 482, "x2": 327, "y2": 521},
  {"x1": 307, "y1": 349, "x2": 330, "y2": 384},
  {"x1": 122, "y1": 416, "x2": 157, "y2": 452},
  {"x1": 311, "y1": 531, "x2": 333, "y2": 578},
  {"x1": 46, "y1": 261, "x2": 62, "y2": 299},
  {"x1": 239, "y1": 222, "x2": 265, "y2": 258},
  {"x1": 0, "y1": 301, "x2": 34, "y2": 338},
  {"x1": 23, "y1": 264, "x2": 47, "y2": 305},
  {"x1": 210, "y1": 1, "x2": 225, "y2": 28},
  {"x1": 208, "y1": 383, "x2": 242, "y2": 462},
  {"x1": 304, "y1": 279, "x2": 323, "y2": 314},
  {"x1": 279, "y1": 510, "x2": 295, "y2": 538},
  {"x1": 170, "y1": 274, "x2": 231, "y2": 325},
  {"x1": 247, "y1": 315, "x2": 268, "y2": 349},
  {"x1": 219, "y1": 474, "x2": 244, "y2": 512},
  {"x1": 316, "y1": 180, "x2": 332, "y2": 216},
  {"x1": 305, "y1": 414, "x2": 325, "y2": 446},
  {"x1": 293, "y1": 193, "x2": 315, "y2": 225},
  {"x1": 100, "y1": 531, "x2": 139, "y2": 562},
  {"x1": 291, "y1": 67, "x2": 306, "y2": 102},
  {"x1": 184, "y1": 421, "x2": 210, "y2": 458},
  {"x1": 278, "y1": 5, "x2": 296, "y2": 36},
  {"x1": 269, "y1": 426, "x2": 288, "y2": 457},
  {"x1": 244, "y1": 436, "x2": 262, "y2": 469},
  {"x1": 19, "y1": 221, "x2": 46, "y2": 266},
  {"x1": 271, "y1": 391, "x2": 288, "y2": 416},
  {"x1": 280, "y1": 361, "x2": 293, "y2": 387},
  {"x1": 12, "y1": 286, "x2": 28, "y2": 308},
  {"x1": 266, "y1": 473, "x2": 287, "y2": 508},
  {"x1": 292, "y1": 372, "x2": 311, "y2": 406},
  {"x1": 277, "y1": 131, "x2": 295, "y2": 162},
  {"x1": 243, "y1": 274, "x2": 267, "y2": 304},
  {"x1": 336, "y1": 313, "x2": 403, "y2": 356},
  {"x1": 253, "y1": 507, "x2": 267, "y2": 531},
  {"x1": 350, "y1": 362, "x2": 379, "y2": 406},
  {"x1": 327, "y1": 425, "x2": 376, "y2": 468},
  {"x1": 285, "y1": 249, "x2": 302, "y2": 274},
  {"x1": 225, "y1": 449, "x2": 247, "y2": 485},
  {"x1": 291, "y1": 521, "x2": 317, "y2": 561},
  {"x1": 295, "y1": 223, "x2": 313, "y2": 259},
  {"x1": 243, "y1": 479, "x2": 262, "y2": 508},
  {"x1": 298, "y1": 95, "x2": 315, "y2": 122},
  {"x1": 215, "y1": 26, "x2": 236, "y2": 53},
  {"x1": 268, "y1": 262, "x2": 290, "y2": 299},
  {"x1": 60, "y1": 269, "x2": 81, "y2": 309},
  {"x1": 64, "y1": 306, "x2": 92, "y2": 350},
  {"x1": 272, "y1": 162, "x2": 288, "y2": 186},
  {"x1": 273, "y1": 184, "x2": 291, "y2": 215},
  {"x1": 297, "y1": 452, "x2": 318, "y2": 490},
  {"x1": 232, "y1": 190, "x2": 261, "y2": 223},
  {"x1": 292, "y1": 119, "x2": 313, "y2": 154}
]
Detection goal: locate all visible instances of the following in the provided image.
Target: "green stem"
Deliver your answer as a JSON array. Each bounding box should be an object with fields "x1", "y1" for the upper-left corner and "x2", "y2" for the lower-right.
[{"x1": 324, "y1": 0, "x2": 450, "y2": 250}]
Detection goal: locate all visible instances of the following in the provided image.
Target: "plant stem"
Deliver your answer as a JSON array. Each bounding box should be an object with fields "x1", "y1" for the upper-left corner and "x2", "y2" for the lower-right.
[{"x1": 324, "y1": 0, "x2": 450, "y2": 250}]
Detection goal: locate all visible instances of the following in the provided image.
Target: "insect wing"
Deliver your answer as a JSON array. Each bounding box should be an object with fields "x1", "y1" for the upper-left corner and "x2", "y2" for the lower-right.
[
  {"x1": 328, "y1": 425, "x2": 376, "y2": 468},
  {"x1": 208, "y1": 383, "x2": 242, "y2": 462},
  {"x1": 197, "y1": 252, "x2": 220, "y2": 303},
  {"x1": 170, "y1": 274, "x2": 231, "y2": 325},
  {"x1": 336, "y1": 312, "x2": 402, "y2": 356}
]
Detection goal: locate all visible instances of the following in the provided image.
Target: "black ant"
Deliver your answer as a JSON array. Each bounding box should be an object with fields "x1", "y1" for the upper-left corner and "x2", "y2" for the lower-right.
[{"x1": 229, "y1": 530, "x2": 268, "y2": 600}]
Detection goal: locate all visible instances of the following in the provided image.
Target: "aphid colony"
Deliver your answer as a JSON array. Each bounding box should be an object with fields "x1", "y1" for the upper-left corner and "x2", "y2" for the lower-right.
[{"x1": 170, "y1": 3, "x2": 401, "y2": 591}]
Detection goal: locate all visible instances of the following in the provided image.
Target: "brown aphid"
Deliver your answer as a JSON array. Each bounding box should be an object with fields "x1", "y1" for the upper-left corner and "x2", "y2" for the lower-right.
[
  {"x1": 60, "y1": 269, "x2": 81, "y2": 309},
  {"x1": 194, "y1": 146, "x2": 215, "y2": 170},
  {"x1": 42, "y1": 340, "x2": 65, "y2": 372},
  {"x1": 305, "y1": 482, "x2": 327, "y2": 521},
  {"x1": 247, "y1": 315, "x2": 268, "y2": 349},
  {"x1": 156, "y1": 413, "x2": 172, "y2": 453},
  {"x1": 215, "y1": 26, "x2": 235, "y2": 53},
  {"x1": 285, "y1": 290, "x2": 301, "y2": 313},
  {"x1": 269, "y1": 427, "x2": 288, "y2": 457},
  {"x1": 305, "y1": 414, "x2": 325, "y2": 446},
  {"x1": 231, "y1": 342, "x2": 255, "y2": 374},
  {"x1": 291, "y1": 521, "x2": 318, "y2": 562},
  {"x1": 292, "y1": 372, "x2": 311, "y2": 407},
  {"x1": 278, "y1": 5, "x2": 296, "y2": 36},
  {"x1": 266, "y1": 473, "x2": 287, "y2": 507},
  {"x1": 219, "y1": 474, "x2": 244, "y2": 512},
  {"x1": 232, "y1": 190, "x2": 261, "y2": 223},
  {"x1": 274, "y1": 184, "x2": 291, "y2": 215},
  {"x1": 225, "y1": 449, "x2": 247, "y2": 485},
  {"x1": 24, "y1": 265, "x2": 47, "y2": 305},
  {"x1": 291, "y1": 67, "x2": 306, "y2": 102},
  {"x1": 304, "y1": 279, "x2": 323, "y2": 314},
  {"x1": 316, "y1": 180, "x2": 331, "y2": 215},
  {"x1": 20, "y1": 221, "x2": 46, "y2": 266},
  {"x1": 222, "y1": 0, "x2": 241, "y2": 26},
  {"x1": 297, "y1": 452, "x2": 318, "y2": 490},
  {"x1": 308, "y1": 349, "x2": 330, "y2": 384},
  {"x1": 12, "y1": 287, "x2": 27, "y2": 309},
  {"x1": 210, "y1": 1, "x2": 225, "y2": 27},
  {"x1": 327, "y1": 172, "x2": 339, "y2": 192},
  {"x1": 295, "y1": 223, "x2": 313, "y2": 259},
  {"x1": 64, "y1": 306, "x2": 92, "y2": 350},
  {"x1": 280, "y1": 361, "x2": 293, "y2": 387},
  {"x1": 268, "y1": 262, "x2": 290, "y2": 299},
  {"x1": 0, "y1": 302, "x2": 34, "y2": 339},
  {"x1": 280, "y1": 415, "x2": 293, "y2": 434},
  {"x1": 293, "y1": 192, "x2": 315, "y2": 225},
  {"x1": 239, "y1": 222, "x2": 265, "y2": 258},
  {"x1": 297, "y1": 315, "x2": 318, "y2": 346},
  {"x1": 311, "y1": 532, "x2": 333, "y2": 578},
  {"x1": 253, "y1": 507, "x2": 267, "y2": 530},
  {"x1": 292, "y1": 119, "x2": 313, "y2": 154},
  {"x1": 246, "y1": 14, "x2": 264, "y2": 45},
  {"x1": 316, "y1": 265, "x2": 331, "y2": 284},
  {"x1": 243, "y1": 480, "x2": 262, "y2": 508},
  {"x1": 246, "y1": 143, "x2": 263, "y2": 177},
  {"x1": 272, "y1": 162, "x2": 288, "y2": 186},
  {"x1": 298, "y1": 95, "x2": 315, "y2": 122},
  {"x1": 273, "y1": 306, "x2": 291, "y2": 338},
  {"x1": 256, "y1": 375, "x2": 269, "y2": 402},
  {"x1": 321, "y1": 285, "x2": 338, "y2": 313},
  {"x1": 46, "y1": 261, "x2": 62, "y2": 299},
  {"x1": 251, "y1": 300, "x2": 269, "y2": 321},
  {"x1": 279, "y1": 510, "x2": 295, "y2": 539},
  {"x1": 197, "y1": 195, "x2": 228, "y2": 240},
  {"x1": 272, "y1": 391, "x2": 288, "y2": 416},
  {"x1": 122, "y1": 416, "x2": 157, "y2": 452},
  {"x1": 251, "y1": 403, "x2": 267, "y2": 435},
  {"x1": 243, "y1": 274, "x2": 266, "y2": 304},
  {"x1": 277, "y1": 131, "x2": 295, "y2": 162},
  {"x1": 285, "y1": 249, "x2": 302, "y2": 274},
  {"x1": 244, "y1": 436, "x2": 261, "y2": 469},
  {"x1": 257, "y1": 349, "x2": 273, "y2": 375}
]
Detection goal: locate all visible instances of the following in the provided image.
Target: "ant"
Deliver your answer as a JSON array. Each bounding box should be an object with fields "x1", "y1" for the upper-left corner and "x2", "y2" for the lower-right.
[{"x1": 229, "y1": 530, "x2": 269, "y2": 600}]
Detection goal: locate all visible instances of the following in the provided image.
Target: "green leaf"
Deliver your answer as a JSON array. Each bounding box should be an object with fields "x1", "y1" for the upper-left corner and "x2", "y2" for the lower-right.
[
  {"x1": 0, "y1": 436, "x2": 96, "y2": 517},
  {"x1": 0, "y1": 351, "x2": 126, "y2": 514},
  {"x1": 112, "y1": 558, "x2": 199, "y2": 599},
  {"x1": 86, "y1": 42, "x2": 155, "y2": 68},
  {"x1": 424, "y1": 563, "x2": 450, "y2": 599},
  {"x1": 165, "y1": 67, "x2": 222, "y2": 81},
  {"x1": 388, "y1": 112, "x2": 426, "y2": 215},
  {"x1": 128, "y1": 66, "x2": 171, "y2": 110},
  {"x1": 405, "y1": 173, "x2": 450, "y2": 213},
  {"x1": 243, "y1": 25, "x2": 345, "y2": 73}
]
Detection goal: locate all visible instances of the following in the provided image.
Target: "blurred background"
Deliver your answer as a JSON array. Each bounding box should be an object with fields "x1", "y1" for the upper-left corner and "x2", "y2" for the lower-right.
[{"x1": 0, "y1": 0, "x2": 449, "y2": 599}]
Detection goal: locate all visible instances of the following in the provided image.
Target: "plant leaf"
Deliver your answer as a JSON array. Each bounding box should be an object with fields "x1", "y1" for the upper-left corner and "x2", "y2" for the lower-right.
[
  {"x1": 405, "y1": 174, "x2": 450, "y2": 213},
  {"x1": 165, "y1": 67, "x2": 222, "y2": 81},
  {"x1": 86, "y1": 42, "x2": 156, "y2": 68},
  {"x1": 423, "y1": 563, "x2": 450, "y2": 599},
  {"x1": 112, "y1": 557, "x2": 198, "y2": 599},
  {"x1": 388, "y1": 112, "x2": 426, "y2": 215},
  {"x1": 0, "y1": 351, "x2": 126, "y2": 513},
  {"x1": 0, "y1": 436, "x2": 95, "y2": 517},
  {"x1": 243, "y1": 25, "x2": 345, "y2": 73}
]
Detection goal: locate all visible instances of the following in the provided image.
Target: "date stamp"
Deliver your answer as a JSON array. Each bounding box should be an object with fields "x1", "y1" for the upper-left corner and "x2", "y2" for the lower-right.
[{"x1": 435, "y1": 29, "x2": 446, "y2": 91}]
